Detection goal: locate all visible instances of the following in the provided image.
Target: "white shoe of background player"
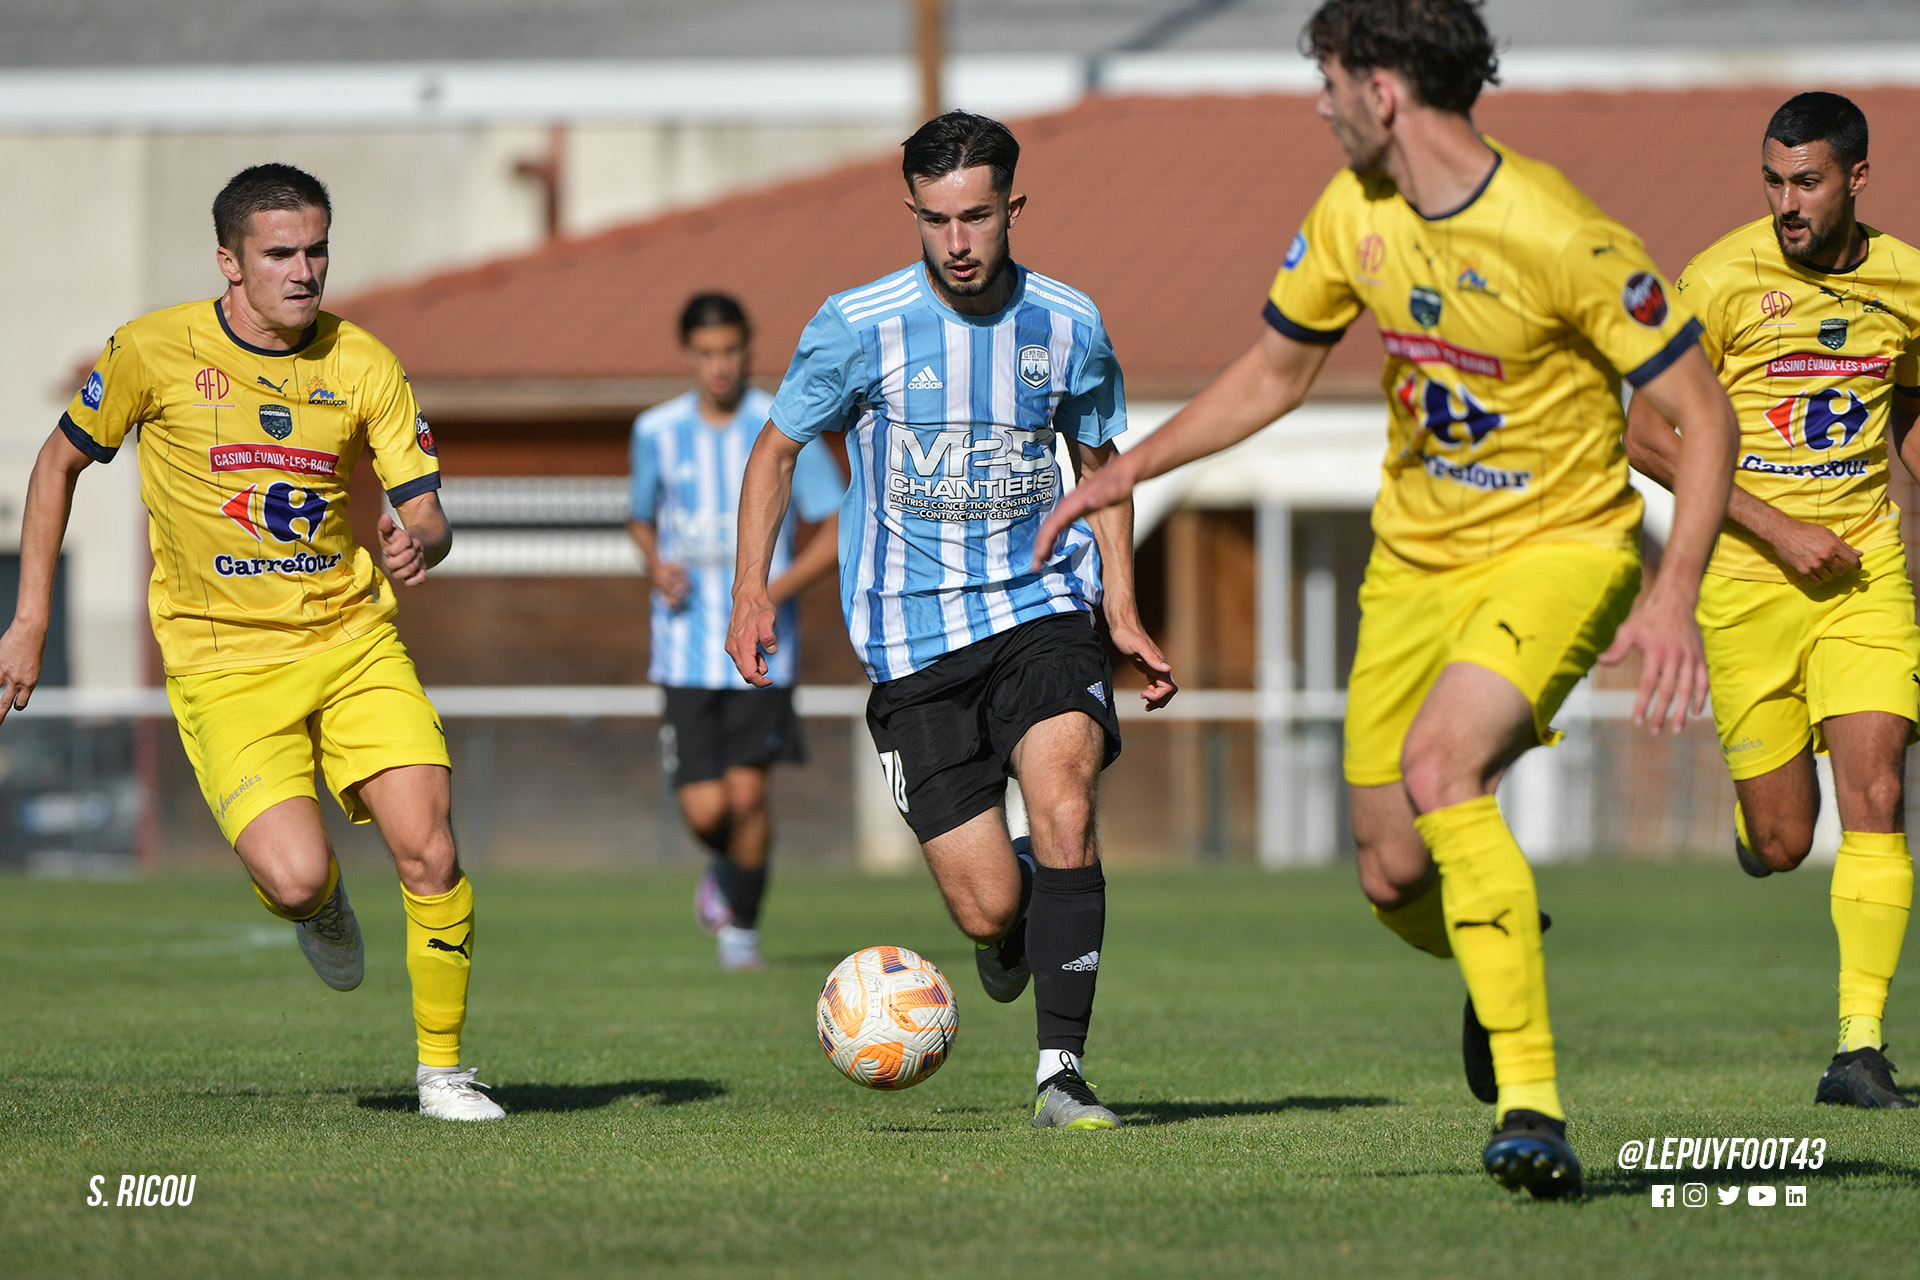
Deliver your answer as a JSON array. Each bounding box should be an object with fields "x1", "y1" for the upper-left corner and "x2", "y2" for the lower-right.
[{"x1": 417, "y1": 1065, "x2": 507, "y2": 1121}]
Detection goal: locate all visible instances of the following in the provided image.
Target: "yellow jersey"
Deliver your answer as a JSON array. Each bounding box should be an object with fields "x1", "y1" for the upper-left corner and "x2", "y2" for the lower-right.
[
  {"x1": 1269, "y1": 139, "x2": 1701, "y2": 572},
  {"x1": 1675, "y1": 216, "x2": 1920, "y2": 582},
  {"x1": 60, "y1": 299, "x2": 441, "y2": 676}
]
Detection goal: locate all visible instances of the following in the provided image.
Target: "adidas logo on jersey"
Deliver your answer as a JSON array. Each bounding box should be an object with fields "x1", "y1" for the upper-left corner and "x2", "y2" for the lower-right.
[
  {"x1": 906, "y1": 365, "x2": 944, "y2": 390},
  {"x1": 1062, "y1": 950, "x2": 1100, "y2": 972}
]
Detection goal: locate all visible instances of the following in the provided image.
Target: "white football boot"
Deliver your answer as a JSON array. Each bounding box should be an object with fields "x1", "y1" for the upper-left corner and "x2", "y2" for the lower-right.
[
  {"x1": 717, "y1": 924, "x2": 763, "y2": 971},
  {"x1": 417, "y1": 1065, "x2": 507, "y2": 1121},
  {"x1": 694, "y1": 867, "x2": 733, "y2": 937},
  {"x1": 294, "y1": 879, "x2": 364, "y2": 991}
]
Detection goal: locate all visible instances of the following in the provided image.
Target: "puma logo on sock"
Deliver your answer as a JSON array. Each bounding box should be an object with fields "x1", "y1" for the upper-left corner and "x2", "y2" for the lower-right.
[
  {"x1": 427, "y1": 932, "x2": 471, "y2": 959},
  {"x1": 1453, "y1": 909, "x2": 1512, "y2": 935}
]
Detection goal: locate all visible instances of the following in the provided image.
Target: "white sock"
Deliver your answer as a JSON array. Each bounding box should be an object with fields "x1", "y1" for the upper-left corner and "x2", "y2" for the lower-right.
[
  {"x1": 1037, "y1": 1048, "x2": 1082, "y2": 1085},
  {"x1": 417, "y1": 1063, "x2": 462, "y2": 1081}
]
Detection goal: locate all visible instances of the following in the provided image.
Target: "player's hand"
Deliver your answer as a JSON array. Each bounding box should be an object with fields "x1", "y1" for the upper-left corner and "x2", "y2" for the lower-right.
[
  {"x1": 1107, "y1": 614, "x2": 1178, "y2": 710},
  {"x1": 726, "y1": 590, "x2": 778, "y2": 688},
  {"x1": 652, "y1": 560, "x2": 692, "y2": 608},
  {"x1": 1769, "y1": 517, "x2": 1860, "y2": 584},
  {"x1": 1597, "y1": 581, "x2": 1708, "y2": 735},
  {"x1": 1033, "y1": 453, "x2": 1139, "y2": 570},
  {"x1": 0, "y1": 620, "x2": 45, "y2": 727},
  {"x1": 378, "y1": 513, "x2": 429, "y2": 586}
]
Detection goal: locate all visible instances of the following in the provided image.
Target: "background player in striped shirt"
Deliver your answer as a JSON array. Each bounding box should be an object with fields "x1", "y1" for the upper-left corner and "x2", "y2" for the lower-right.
[
  {"x1": 0, "y1": 164, "x2": 501, "y2": 1121},
  {"x1": 1627, "y1": 93, "x2": 1920, "y2": 1109},
  {"x1": 1043, "y1": 0, "x2": 1738, "y2": 1195},
  {"x1": 628, "y1": 293, "x2": 844, "y2": 971},
  {"x1": 728, "y1": 111, "x2": 1176, "y2": 1128}
]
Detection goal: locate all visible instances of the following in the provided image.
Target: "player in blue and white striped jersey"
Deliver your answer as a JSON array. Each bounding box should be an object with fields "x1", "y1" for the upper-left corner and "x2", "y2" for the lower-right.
[
  {"x1": 629, "y1": 293, "x2": 845, "y2": 970},
  {"x1": 728, "y1": 113, "x2": 1176, "y2": 1126}
]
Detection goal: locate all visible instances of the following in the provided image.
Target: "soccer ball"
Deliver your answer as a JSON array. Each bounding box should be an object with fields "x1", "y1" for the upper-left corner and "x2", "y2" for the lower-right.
[{"x1": 816, "y1": 946, "x2": 958, "y2": 1090}]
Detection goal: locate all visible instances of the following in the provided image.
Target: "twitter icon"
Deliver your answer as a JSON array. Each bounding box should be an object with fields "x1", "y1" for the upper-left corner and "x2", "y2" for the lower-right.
[{"x1": 1717, "y1": 1187, "x2": 1740, "y2": 1205}]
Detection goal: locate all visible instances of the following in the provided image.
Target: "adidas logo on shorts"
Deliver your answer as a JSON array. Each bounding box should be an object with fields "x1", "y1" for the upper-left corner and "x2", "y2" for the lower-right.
[
  {"x1": 906, "y1": 365, "x2": 944, "y2": 390},
  {"x1": 1087, "y1": 682, "x2": 1107, "y2": 707},
  {"x1": 1062, "y1": 950, "x2": 1100, "y2": 972}
]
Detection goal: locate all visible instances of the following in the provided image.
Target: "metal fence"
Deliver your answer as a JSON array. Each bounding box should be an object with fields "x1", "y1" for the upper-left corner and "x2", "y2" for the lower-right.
[{"x1": 0, "y1": 681, "x2": 1842, "y2": 877}]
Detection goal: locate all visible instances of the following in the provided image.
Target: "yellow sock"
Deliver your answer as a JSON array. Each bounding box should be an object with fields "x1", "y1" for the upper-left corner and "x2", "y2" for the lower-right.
[
  {"x1": 1415, "y1": 795, "x2": 1561, "y2": 1121},
  {"x1": 1832, "y1": 831, "x2": 1911, "y2": 1053},
  {"x1": 403, "y1": 875, "x2": 475, "y2": 1069},
  {"x1": 1734, "y1": 800, "x2": 1752, "y2": 851},
  {"x1": 1372, "y1": 879, "x2": 1452, "y2": 959},
  {"x1": 253, "y1": 857, "x2": 339, "y2": 923}
]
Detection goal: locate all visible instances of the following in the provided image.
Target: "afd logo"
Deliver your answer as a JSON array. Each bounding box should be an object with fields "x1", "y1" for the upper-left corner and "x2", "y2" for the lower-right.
[
  {"x1": 1394, "y1": 370, "x2": 1506, "y2": 448},
  {"x1": 1763, "y1": 389, "x2": 1869, "y2": 451},
  {"x1": 220, "y1": 481, "x2": 329, "y2": 542}
]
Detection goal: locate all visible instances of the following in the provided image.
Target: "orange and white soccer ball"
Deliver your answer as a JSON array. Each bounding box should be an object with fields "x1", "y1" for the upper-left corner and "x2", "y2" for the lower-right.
[{"x1": 816, "y1": 945, "x2": 958, "y2": 1090}]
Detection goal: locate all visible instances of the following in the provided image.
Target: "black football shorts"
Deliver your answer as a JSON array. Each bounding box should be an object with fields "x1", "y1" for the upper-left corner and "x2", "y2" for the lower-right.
[{"x1": 662, "y1": 686, "x2": 806, "y2": 788}]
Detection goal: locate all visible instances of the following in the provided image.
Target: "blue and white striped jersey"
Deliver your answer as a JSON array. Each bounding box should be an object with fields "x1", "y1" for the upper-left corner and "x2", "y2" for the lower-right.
[
  {"x1": 630, "y1": 388, "x2": 845, "y2": 688},
  {"x1": 769, "y1": 263, "x2": 1126, "y2": 683}
]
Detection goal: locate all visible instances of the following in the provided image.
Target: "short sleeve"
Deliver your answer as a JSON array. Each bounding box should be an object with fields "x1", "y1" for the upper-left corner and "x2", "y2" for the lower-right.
[
  {"x1": 628, "y1": 418, "x2": 660, "y2": 523},
  {"x1": 769, "y1": 303, "x2": 866, "y2": 444},
  {"x1": 1895, "y1": 335, "x2": 1920, "y2": 392},
  {"x1": 1264, "y1": 176, "x2": 1364, "y2": 345},
  {"x1": 358, "y1": 347, "x2": 439, "y2": 506},
  {"x1": 1551, "y1": 219, "x2": 1703, "y2": 389},
  {"x1": 790, "y1": 439, "x2": 847, "y2": 523},
  {"x1": 1672, "y1": 257, "x2": 1725, "y2": 370},
  {"x1": 60, "y1": 324, "x2": 153, "y2": 463},
  {"x1": 1055, "y1": 318, "x2": 1127, "y2": 448}
]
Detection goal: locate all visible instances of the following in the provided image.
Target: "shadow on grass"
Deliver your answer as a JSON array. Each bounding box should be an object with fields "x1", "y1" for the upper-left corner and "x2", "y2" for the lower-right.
[
  {"x1": 1111, "y1": 1096, "x2": 1394, "y2": 1126},
  {"x1": 356, "y1": 1078, "x2": 724, "y2": 1114}
]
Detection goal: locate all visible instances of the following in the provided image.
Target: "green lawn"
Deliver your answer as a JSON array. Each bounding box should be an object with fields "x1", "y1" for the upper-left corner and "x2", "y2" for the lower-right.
[{"x1": 4, "y1": 862, "x2": 1918, "y2": 1278}]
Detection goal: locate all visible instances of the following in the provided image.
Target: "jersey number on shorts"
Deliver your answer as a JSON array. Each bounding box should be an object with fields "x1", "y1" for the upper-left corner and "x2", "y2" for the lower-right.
[
  {"x1": 878, "y1": 750, "x2": 909, "y2": 815},
  {"x1": 1396, "y1": 371, "x2": 1506, "y2": 447},
  {"x1": 1763, "y1": 390, "x2": 1868, "y2": 451}
]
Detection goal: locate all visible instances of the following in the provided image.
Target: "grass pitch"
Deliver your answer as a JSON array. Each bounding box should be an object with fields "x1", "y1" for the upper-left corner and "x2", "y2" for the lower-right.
[{"x1": 4, "y1": 861, "x2": 1920, "y2": 1278}]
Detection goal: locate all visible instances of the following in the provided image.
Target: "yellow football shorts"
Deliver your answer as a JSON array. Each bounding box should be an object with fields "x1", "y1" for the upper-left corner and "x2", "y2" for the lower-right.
[
  {"x1": 1345, "y1": 540, "x2": 1642, "y2": 786},
  {"x1": 1698, "y1": 542, "x2": 1920, "y2": 781},
  {"x1": 165, "y1": 624, "x2": 451, "y2": 845}
]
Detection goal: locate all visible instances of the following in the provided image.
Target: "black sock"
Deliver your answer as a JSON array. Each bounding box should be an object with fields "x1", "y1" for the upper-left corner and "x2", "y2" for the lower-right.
[
  {"x1": 714, "y1": 858, "x2": 767, "y2": 929},
  {"x1": 1027, "y1": 862, "x2": 1105, "y2": 1055}
]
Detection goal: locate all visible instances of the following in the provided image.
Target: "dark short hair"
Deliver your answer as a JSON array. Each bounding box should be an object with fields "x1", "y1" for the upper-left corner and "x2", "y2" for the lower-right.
[
  {"x1": 901, "y1": 110, "x2": 1020, "y2": 196},
  {"x1": 678, "y1": 293, "x2": 751, "y2": 344},
  {"x1": 212, "y1": 163, "x2": 331, "y2": 252},
  {"x1": 1765, "y1": 91, "x2": 1869, "y2": 171},
  {"x1": 1300, "y1": 0, "x2": 1500, "y2": 115}
]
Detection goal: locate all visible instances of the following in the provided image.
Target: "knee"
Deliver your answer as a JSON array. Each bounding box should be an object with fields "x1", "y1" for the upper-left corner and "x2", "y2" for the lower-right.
[
  {"x1": 390, "y1": 822, "x2": 460, "y2": 887},
  {"x1": 951, "y1": 896, "x2": 1017, "y2": 945},
  {"x1": 1750, "y1": 817, "x2": 1814, "y2": 873},
  {"x1": 725, "y1": 787, "x2": 767, "y2": 825},
  {"x1": 1399, "y1": 735, "x2": 1462, "y2": 816},
  {"x1": 1028, "y1": 797, "x2": 1096, "y2": 868},
  {"x1": 1852, "y1": 771, "x2": 1905, "y2": 831},
  {"x1": 1355, "y1": 837, "x2": 1436, "y2": 909},
  {"x1": 256, "y1": 863, "x2": 332, "y2": 918}
]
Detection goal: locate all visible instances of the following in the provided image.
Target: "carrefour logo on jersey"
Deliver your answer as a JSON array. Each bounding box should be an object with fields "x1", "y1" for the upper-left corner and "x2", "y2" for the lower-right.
[
  {"x1": 219, "y1": 481, "x2": 330, "y2": 542},
  {"x1": 212, "y1": 550, "x2": 343, "y2": 578}
]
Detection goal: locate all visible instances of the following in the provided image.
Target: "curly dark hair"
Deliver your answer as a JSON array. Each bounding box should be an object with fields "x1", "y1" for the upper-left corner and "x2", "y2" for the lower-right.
[{"x1": 1300, "y1": 0, "x2": 1500, "y2": 115}]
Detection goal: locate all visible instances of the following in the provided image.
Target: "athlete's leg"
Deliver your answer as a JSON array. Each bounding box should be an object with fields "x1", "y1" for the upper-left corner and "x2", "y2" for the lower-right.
[
  {"x1": 233, "y1": 796, "x2": 337, "y2": 918},
  {"x1": 677, "y1": 779, "x2": 730, "y2": 853},
  {"x1": 712, "y1": 765, "x2": 772, "y2": 963},
  {"x1": 1400, "y1": 663, "x2": 1559, "y2": 1122},
  {"x1": 355, "y1": 765, "x2": 472, "y2": 1072},
  {"x1": 1731, "y1": 749, "x2": 1820, "y2": 874},
  {"x1": 921, "y1": 809, "x2": 1022, "y2": 944},
  {"x1": 1353, "y1": 782, "x2": 1449, "y2": 958},
  {"x1": 1823, "y1": 711, "x2": 1914, "y2": 1060}
]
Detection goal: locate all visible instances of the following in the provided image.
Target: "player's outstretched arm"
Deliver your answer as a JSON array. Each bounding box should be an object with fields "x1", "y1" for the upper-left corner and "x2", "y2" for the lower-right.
[
  {"x1": 726, "y1": 424, "x2": 802, "y2": 687},
  {"x1": 380, "y1": 491, "x2": 450, "y2": 587},
  {"x1": 1626, "y1": 390, "x2": 1859, "y2": 583},
  {"x1": 1070, "y1": 439, "x2": 1176, "y2": 711},
  {"x1": 0, "y1": 429, "x2": 94, "y2": 724},
  {"x1": 1601, "y1": 346, "x2": 1738, "y2": 733},
  {"x1": 1032, "y1": 328, "x2": 1332, "y2": 568},
  {"x1": 768, "y1": 512, "x2": 840, "y2": 608}
]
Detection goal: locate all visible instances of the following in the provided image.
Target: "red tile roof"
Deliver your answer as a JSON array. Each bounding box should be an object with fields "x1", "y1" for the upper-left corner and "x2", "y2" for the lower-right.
[{"x1": 339, "y1": 87, "x2": 1920, "y2": 404}]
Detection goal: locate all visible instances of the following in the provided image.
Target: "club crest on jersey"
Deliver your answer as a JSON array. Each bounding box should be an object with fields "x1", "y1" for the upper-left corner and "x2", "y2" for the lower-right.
[
  {"x1": 1760, "y1": 290, "x2": 1794, "y2": 321},
  {"x1": 1018, "y1": 344, "x2": 1052, "y2": 389},
  {"x1": 258, "y1": 404, "x2": 293, "y2": 440},
  {"x1": 1356, "y1": 233, "x2": 1386, "y2": 282},
  {"x1": 414, "y1": 412, "x2": 437, "y2": 456},
  {"x1": 193, "y1": 367, "x2": 232, "y2": 405},
  {"x1": 1622, "y1": 272, "x2": 1668, "y2": 327},
  {"x1": 1820, "y1": 317, "x2": 1849, "y2": 350},
  {"x1": 1409, "y1": 286, "x2": 1443, "y2": 329},
  {"x1": 1282, "y1": 231, "x2": 1308, "y2": 271},
  {"x1": 81, "y1": 371, "x2": 104, "y2": 410}
]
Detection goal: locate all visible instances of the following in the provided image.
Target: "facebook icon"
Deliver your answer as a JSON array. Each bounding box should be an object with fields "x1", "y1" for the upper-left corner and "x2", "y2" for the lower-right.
[{"x1": 1651, "y1": 1185, "x2": 1676, "y2": 1207}]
